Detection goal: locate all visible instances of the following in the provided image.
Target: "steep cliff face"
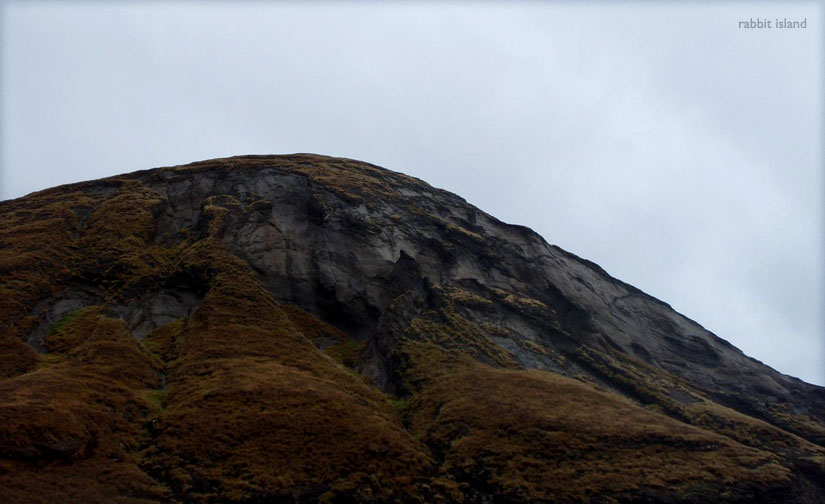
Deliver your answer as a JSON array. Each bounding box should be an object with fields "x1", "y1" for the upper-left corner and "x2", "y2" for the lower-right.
[{"x1": 1, "y1": 154, "x2": 823, "y2": 503}]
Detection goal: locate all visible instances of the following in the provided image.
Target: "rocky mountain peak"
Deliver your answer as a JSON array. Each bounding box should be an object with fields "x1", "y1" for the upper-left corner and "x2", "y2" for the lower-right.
[{"x1": 1, "y1": 154, "x2": 824, "y2": 503}]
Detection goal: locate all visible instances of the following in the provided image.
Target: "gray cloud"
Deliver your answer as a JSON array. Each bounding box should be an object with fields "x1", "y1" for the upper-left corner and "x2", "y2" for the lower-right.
[{"x1": 1, "y1": 2, "x2": 822, "y2": 384}]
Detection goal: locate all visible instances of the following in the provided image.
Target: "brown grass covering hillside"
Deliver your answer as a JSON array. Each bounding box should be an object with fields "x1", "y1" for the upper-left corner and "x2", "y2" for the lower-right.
[
  {"x1": 0, "y1": 307, "x2": 166, "y2": 502},
  {"x1": 0, "y1": 185, "x2": 459, "y2": 503},
  {"x1": 1, "y1": 155, "x2": 823, "y2": 503},
  {"x1": 401, "y1": 344, "x2": 793, "y2": 503}
]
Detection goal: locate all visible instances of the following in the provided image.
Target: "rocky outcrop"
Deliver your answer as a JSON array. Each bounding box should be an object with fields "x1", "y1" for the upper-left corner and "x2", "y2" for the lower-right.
[{"x1": 1, "y1": 154, "x2": 823, "y2": 503}]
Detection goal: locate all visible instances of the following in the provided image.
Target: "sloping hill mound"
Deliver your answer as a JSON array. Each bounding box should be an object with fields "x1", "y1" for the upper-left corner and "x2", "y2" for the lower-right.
[{"x1": 1, "y1": 154, "x2": 823, "y2": 503}]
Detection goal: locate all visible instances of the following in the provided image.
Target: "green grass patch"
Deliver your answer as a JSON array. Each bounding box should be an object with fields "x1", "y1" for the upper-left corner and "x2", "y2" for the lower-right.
[
  {"x1": 141, "y1": 318, "x2": 184, "y2": 364},
  {"x1": 145, "y1": 389, "x2": 167, "y2": 415},
  {"x1": 47, "y1": 309, "x2": 84, "y2": 336},
  {"x1": 388, "y1": 398, "x2": 409, "y2": 412},
  {"x1": 141, "y1": 338, "x2": 162, "y2": 356},
  {"x1": 324, "y1": 340, "x2": 365, "y2": 368},
  {"x1": 387, "y1": 397, "x2": 411, "y2": 426}
]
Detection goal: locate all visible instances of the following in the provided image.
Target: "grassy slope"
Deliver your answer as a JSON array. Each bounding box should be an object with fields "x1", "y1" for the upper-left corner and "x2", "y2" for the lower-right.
[
  {"x1": 400, "y1": 341, "x2": 794, "y2": 503},
  {"x1": 0, "y1": 177, "x2": 456, "y2": 503},
  {"x1": 0, "y1": 155, "x2": 823, "y2": 503}
]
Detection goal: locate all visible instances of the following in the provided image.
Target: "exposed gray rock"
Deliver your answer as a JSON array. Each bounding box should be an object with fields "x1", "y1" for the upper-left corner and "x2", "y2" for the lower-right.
[
  {"x1": 26, "y1": 288, "x2": 104, "y2": 352},
  {"x1": 4, "y1": 154, "x2": 824, "y2": 504},
  {"x1": 110, "y1": 290, "x2": 200, "y2": 340},
  {"x1": 85, "y1": 154, "x2": 824, "y2": 443}
]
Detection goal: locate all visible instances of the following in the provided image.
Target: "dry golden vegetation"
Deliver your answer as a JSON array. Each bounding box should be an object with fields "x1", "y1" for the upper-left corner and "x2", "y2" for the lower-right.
[
  {"x1": 1, "y1": 155, "x2": 823, "y2": 503},
  {"x1": 574, "y1": 344, "x2": 825, "y2": 466},
  {"x1": 133, "y1": 204, "x2": 458, "y2": 502},
  {"x1": 0, "y1": 183, "x2": 457, "y2": 502},
  {"x1": 404, "y1": 356, "x2": 795, "y2": 503},
  {"x1": 0, "y1": 305, "x2": 166, "y2": 503}
]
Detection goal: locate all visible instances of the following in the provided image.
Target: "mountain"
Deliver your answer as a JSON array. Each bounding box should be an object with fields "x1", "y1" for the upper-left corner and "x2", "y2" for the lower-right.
[{"x1": 1, "y1": 154, "x2": 823, "y2": 503}]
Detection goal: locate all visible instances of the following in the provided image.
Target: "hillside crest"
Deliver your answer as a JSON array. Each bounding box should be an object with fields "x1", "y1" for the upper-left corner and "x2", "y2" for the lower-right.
[{"x1": 1, "y1": 154, "x2": 824, "y2": 503}]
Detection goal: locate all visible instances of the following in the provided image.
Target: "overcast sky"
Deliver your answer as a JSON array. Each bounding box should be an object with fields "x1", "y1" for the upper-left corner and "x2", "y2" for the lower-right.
[{"x1": 1, "y1": 2, "x2": 822, "y2": 385}]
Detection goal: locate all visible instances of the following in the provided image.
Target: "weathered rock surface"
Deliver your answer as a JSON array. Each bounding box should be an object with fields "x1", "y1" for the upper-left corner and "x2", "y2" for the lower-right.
[{"x1": 1, "y1": 154, "x2": 824, "y2": 503}]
